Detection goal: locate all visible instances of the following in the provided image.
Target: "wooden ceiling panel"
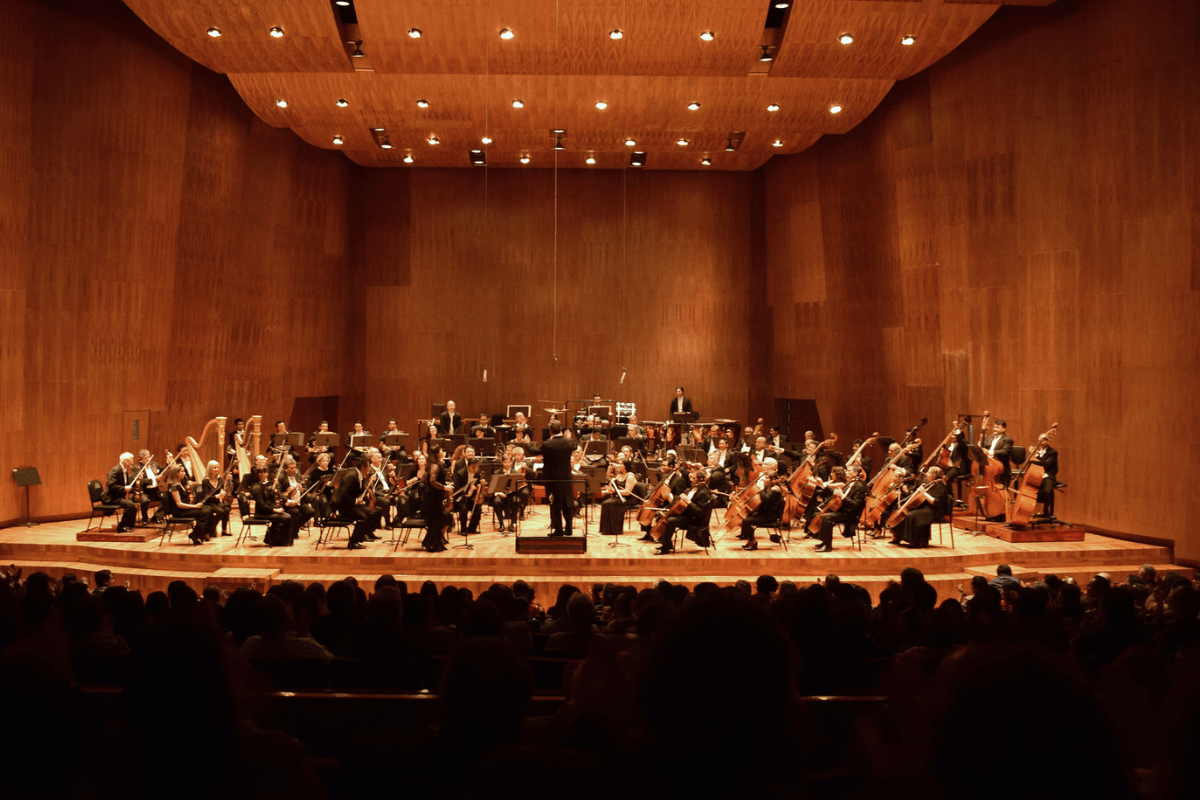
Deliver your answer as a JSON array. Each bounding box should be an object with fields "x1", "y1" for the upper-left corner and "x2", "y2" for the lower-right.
[
  {"x1": 124, "y1": 0, "x2": 1055, "y2": 169},
  {"x1": 772, "y1": 0, "x2": 1001, "y2": 80},
  {"x1": 122, "y1": 0, "x2": 351, "y2": 74}
]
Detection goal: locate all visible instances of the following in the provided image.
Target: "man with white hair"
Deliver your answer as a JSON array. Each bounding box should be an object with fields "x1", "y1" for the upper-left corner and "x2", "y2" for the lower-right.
[
  {"x1": 102, "y1": 452, "x2": 139, "y2": 532},
  {"x1": 738, "y1": 457, "x2": 784, "y2": 551}
]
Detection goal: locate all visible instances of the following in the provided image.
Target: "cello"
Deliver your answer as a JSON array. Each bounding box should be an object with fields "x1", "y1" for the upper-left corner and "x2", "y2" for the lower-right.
[
  {"x1": 1006, "y1": 423, "x2": 1058, "y2": 526},
  {"x1": 787, "y1": 433, "x2": 838, "y2": 517},
  {"x1": 859, "y1": 440, "x2": 922, "y2": 529},
  {"x1": 885, "y1": 476, "x2": 947, "y2": 531},
  {"x1": 970, "y1": 410, "x2": 1008, "y2": 519}
]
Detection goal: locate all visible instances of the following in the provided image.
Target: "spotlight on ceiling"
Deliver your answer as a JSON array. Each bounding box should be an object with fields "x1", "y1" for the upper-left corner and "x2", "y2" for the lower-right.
[
  {"x1": 269, "y1": 27, "x2": 285, "y2": 38},
  {"x1": 759, "y1": 45, "x2": 773, "y2": 62},
  {"x1": 408, "y1": 28, "x2": 422, "y2": 38},
  {"x1": 687, "y1": 102, "x2": 701, "y2": 111},
  {"x1": 332, "y1": 135, "x2": 344, "y2": 145},
  {"x1": 701, "y1": 157, "x2": 712, "y2": 166},
  {"x1": 700, "y1": 31, "x2": 715, "y2": 42},
  {"x1": 336, "y1": 98, "x2": 349, "y2": 107},
  {"x1": 774, "y1": 1, "x2": 790, "y2": 7},
  {"x1": 416, "y1": 99, "x2": 429, "y2": 108},
  {"x1": 499, "y1": 28, "x2": 514, "y2": 40},
  {"x1": 554, "y1": 135, "x2": 565, "y2": 151},
  {"x1": 511, "y1": 99, "x2": 524, "y2": 109},
  {"x1": 767, "y1": 103, "x2": 780, "y2": 112},
  {"x1": 901, "y1": 35, "x2": 916, "y2": 46},
  {"x1": 676, "y1": 138, "x2": 689, "y2": 146},
  {"x1": 403, "y1": 154, "x2": 413, "y2": 163},
  {"x1": 772, "y1": 140, "x2": 784, "y2": 147},
  {"x1": 469, "y1": 150, "x2": 486, "y2": 166},
  {"x1": 630, "y1": 151, "x2": 646, "y2": 167},
  {"x1": 724, "y1": 139, "x2": 735, "y2": 152},
  {"x1": 427, "y1": 135, "x2": 440, "y2": 145},
  {"x1": 381, "y1": 139, "x2": 392, "y2": 149},
  {"x1": 206, "y1": 27, "x2": 221, "y2": 38},
  {"x1": 609, "y1": 29, "x2": 623, "y2": 40},
  {"x1": 275, "y1": 99, "x2": 288, "y2": 108},
  {"x1": 838, "y1": 33, "x2": 853, "y2": 45},
  {"x1": 481, "y1": 136, "x2": 493, "y2": 144},
  {"x1": 336, "y1": 1, "x2": 350, "y2": 6},
  {"x1": 595, "y1": 101, "x2": 608, "y2": 110},
  {"x1": 829, "y1": 104, "x2": 843, "y2": 114},
  {"x1": 586, "y1": 156, "x2": 596, "y2": 165},
  {"x1": 624, "y1": 137, "x2": 636, "y2": 147},
  {"x1": 520, "y1": 155, "x2": 531, "y2": 164}
]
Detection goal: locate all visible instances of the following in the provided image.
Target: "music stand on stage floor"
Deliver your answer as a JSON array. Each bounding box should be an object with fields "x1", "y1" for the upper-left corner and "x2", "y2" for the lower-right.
[{"x1": 13, "y1": 467, "x2": 41, "y2": 527}]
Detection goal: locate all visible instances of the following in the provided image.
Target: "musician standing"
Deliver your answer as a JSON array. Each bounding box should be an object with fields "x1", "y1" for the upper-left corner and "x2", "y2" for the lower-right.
[
  {"x1": 669, "y1": 386, "x2": 694, "y2": 418},
  {"x1": 102, "y1": 453, "x2": 139, "y2": 532},
  {"x1": 438, "y1": 401, "x2": 463, "y2": 436},
  {"x1": 539, "y1": 420, "x2": 576, "y2": 537},
  {"x1": 815, "y1": 465, "x2": 867, "y2": 553}
]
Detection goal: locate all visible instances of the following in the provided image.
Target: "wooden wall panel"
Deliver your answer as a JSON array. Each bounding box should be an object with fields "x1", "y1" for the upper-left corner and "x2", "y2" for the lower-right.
[
  {"x1": 357, "y1": 167, "x2": 754, "y2": 440},
  {"x1": 761, "y1": 0, "x2": 1200, "y2": 558},
  {"x1": 0, "y1": 0, "x2": 356, "y2": 523}
]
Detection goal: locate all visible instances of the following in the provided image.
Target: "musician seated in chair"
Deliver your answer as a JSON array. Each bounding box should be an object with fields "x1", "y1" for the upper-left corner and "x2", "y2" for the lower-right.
[
  {"x1": 136, "y1": 449, "x2": 165, "y2": 525},
  {"x1": 656, "y1": 470, "x2": 713, "y2": 555},
  {"x1": 739, "y1": 458, "x2": 784, "y2": 551},
  {"x1": 453, "y1": 458, "x2": 485, "y2": 534},
  {"x1": 815, "y1": 465, "x2": 867, "y2": 553},
  {"x1": 470, "y1": 413, "x2": 495, "y2": 440},
  {"x1": 890, "y1": 467, "x2": 951, "y2": 548},
  {"x1": 195, "y1": 459, "x2": 232, "y2": 536}
]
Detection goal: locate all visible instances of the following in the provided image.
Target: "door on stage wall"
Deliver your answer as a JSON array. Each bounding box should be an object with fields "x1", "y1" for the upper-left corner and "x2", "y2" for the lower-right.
[
  {"x1": 772, "y1": 399, "x2": 823, "y2": 445},
  {"x1": 121, "y1": 410, "x2": 150, "y2": 459}
]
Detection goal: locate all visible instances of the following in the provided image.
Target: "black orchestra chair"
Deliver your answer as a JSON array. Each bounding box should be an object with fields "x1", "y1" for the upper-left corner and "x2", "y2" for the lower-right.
[
  {"x1": 675, "y1": 501, "x2": 716, "y2": 555},
  {"x1": 85, "y1": 480, "x2": 124, "y2": 533},
  {"x1": 316, "y1": 514, "x2": 354, "y2": 549},
  {"x1": 393, "y1": 516, "x2": 427, "y2": 551},
  {"x1": 158, "y1": 514, "x2": 197, "y2": 547},
  {"x1": 746, "y1": 513, "x2": 789, "y2": 551},
  {"x1": 236, "y1": 493, "x2": 272, "y2": 546}
]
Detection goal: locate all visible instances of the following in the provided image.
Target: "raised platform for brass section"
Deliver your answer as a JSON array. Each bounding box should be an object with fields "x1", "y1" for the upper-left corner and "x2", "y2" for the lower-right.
[
  {"x1": 951, "y1": 513, "x2": 1085, "y2": 542},
  {"x1": 2, "y1": 506, "x2": 1188, "y2": 607}
]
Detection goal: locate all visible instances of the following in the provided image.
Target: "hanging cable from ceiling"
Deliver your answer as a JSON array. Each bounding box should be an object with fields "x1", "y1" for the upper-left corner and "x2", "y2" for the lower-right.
[{"x1": 551, "y1": 0, "x2": 560, "y2": 367}]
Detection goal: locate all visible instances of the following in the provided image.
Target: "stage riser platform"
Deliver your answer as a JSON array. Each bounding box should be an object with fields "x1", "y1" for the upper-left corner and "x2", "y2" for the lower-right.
[{"x1": 0, "y1": 508, "x2": 1180, "y2": 608}]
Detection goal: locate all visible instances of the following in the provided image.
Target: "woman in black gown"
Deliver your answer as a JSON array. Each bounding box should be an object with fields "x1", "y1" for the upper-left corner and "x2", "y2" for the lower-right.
[
  {"x1": 160, "y1": 465, "x2": 218, "y2": 544},
  {"x1": 891, "y1": 466, "x2": 951, "y2": 548},
  {"x1": 421, "y1": 447, "x2": 449, "y2": 552},
  {"x1": 599, "y1": 460, "x2": 639, "y2": 540}
]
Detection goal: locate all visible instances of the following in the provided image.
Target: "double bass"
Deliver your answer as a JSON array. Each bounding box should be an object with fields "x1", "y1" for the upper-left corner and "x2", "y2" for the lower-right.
[
  {"x1": 786, "y1": 433, "x2": 838, "y2": 519},
  {"x1": 970, "y1": 410, "x2": 1007, "y2": 519},
  {"x1": 1006, "y1": 423, "x2": 1059, "y2": 526}
]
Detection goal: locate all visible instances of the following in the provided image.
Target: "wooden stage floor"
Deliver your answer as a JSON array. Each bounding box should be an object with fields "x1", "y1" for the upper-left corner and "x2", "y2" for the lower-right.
[{"x1": 0, "y1": 505, "x2": 1186, "y2": 607}]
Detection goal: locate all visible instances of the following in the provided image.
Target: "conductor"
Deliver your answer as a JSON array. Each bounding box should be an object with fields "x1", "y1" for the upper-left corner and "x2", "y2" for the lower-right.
[{"x1": 539, "y1": 420, "x2": 576, "y2": 537}]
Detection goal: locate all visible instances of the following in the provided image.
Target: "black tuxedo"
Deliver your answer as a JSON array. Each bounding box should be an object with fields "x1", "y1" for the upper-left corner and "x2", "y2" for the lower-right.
[
  {"x1": 438, "y1": 411, "x2": 463, "y2": 436},
  {"x1": 1028, "y1": 444, "x2": 1059, "y2": 508},
  {"x1": 818, "y1": 480, "x2": 866, "y2": 547},
  {"x1": 740, "y1": 485, "x2": 784, "y2": 542},
  {"x1": 470, "y1": 424, "x2": 495, "y2": 439},
  {"x1": 538, "y1": 435, "x2": 577, "y2": 535},
  {"x1": 659, "y1": 484, "x2": 714, "y2": 551},
  {"x1": 103, "y1": 464, "x2": 138, "y2": 530},
  {"x1": 982, "y1": 433, "x2": 1014, "y2": 476},
  {"x1": 452, "y1": 469, "x2": 484, "y2": 533},
  {"x1": 668, "y1": 395, "x2": 694, "y2": 417},
  {"x1": 345, "y1": 430, "x2": 372, "y2": 450},
  {"x1": 332, "y1": 468, "x2": 378, "y2": 546}
]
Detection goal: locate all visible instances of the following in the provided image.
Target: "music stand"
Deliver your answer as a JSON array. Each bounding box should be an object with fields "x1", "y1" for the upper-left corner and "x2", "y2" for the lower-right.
[
  {"x1": 285, "y1": 432, "x2": 304, "y2": 451},
  {"x1": 313, "y1": 432, "x2": 338, "y2": 450},
  {"x1": 381, "y1": 433, "x2": 407, "y2": 458},
  {"x1": 428, "y1": 437, "x2": 453, "y2": 454},
  {"x1": 589, "y1": 405, "x2": 612, "y2": 420},
  {"x1": 583, "y1": 439, "x2": 611, "y2": 462},
  {"x1": 965, "y1": 444, "x2": 992, "y2": 534},
  {"x1": 348, "y1": 433, "x2": 376, "y2": 450},
  {"x1": 13, "y1": 467, "x2": 40, "y2": 527},
  {"x1": 506, "y1": 404, "x2": 532, "y2": 420},
  {"x1": 468, "y1": 438, "x2": 497, "y2": 456},
  {"x1": 672, "y1": 411, "x2": 700, "y2": 423}
]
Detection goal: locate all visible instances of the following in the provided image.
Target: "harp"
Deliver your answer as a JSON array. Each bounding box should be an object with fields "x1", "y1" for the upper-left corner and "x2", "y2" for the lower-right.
[
  {"x1": 185, "y1": 417, "x2": 227, "y2": 479},
  {"x1": 233, "y1": 415, "x2": 263, "y2": 475}
]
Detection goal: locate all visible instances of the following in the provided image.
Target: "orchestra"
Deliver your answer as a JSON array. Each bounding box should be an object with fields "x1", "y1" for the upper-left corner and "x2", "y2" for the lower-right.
[{"x1": 100, "y1": 400, "x2": 1061, "y2": 556}]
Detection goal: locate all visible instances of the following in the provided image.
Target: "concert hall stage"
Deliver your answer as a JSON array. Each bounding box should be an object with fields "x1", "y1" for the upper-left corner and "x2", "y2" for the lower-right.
[{"x1": 0, "y1": 506, "x2": 1187, "y2": 606}]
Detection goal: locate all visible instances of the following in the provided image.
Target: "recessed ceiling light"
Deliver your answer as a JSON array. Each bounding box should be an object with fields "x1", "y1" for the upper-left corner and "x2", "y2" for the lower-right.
[
  {"x1": 408, "y1": 28, "x2": 422, "y2": 39},
  {"x1": 416, "y1": 99, "x2": 429, "y2": 108},
  {"x1": 520, "y1": 155, "x2": 531, "y2": 164},
  {"x1": 381, "y1": 141, "x2": 393, "y2": 149},
  {"x1": 481, "y1": 136, "x2": 493, "y2": 144},
  {"x1": 332, "y1": 135, "x2": 344, "y2": 145},
  {"x1": 701, "y1": 157, "x2": 712, "y2": 166},
  {"x1": 585, "y1": 156, "x2": 596, "y2": 165},
  {"x1": 631, "y1": 160, "x2": 642, "y2": 166},
  {"x1": 724, "y1": 140, "x2": 735, "y2": 152},
  {"x1": 336, "y1": 98, "x2": 349, "y2": 107},
  {"x1": 687, "y1": 102, "x2": 701, "y2": 111},
  {"x1": 676, "y1": 138, "x2": 688, "y2": 146},
  {"x1": 351, "y1": 42, "x2": 365, "y2": 58},
  {"x1": 371, "y1": 127, "x2": 384, "y2": 132},
  {"x1": 403, "y1": 154, "x2": 413, "y2": 163},
  {"x1": 499, "y1": 28, "x2": 514, "y2": 40},
  {"x1": 336, "y1": 1, "x2": 350, "y2": 6},
  {"x1": 901, "y1": 35, "x2": 916, "y2": 46},
  {"x1": 772, "y1": 140, "x2": 784, "y2": 147},
  {"x1": 759, "y1": 45, "x2": 773, "y2": 62},
  {"x1": 275, "y1": 99, "x2": 288, "y2": 108},
  {"x1": 595, "y1": 101, "x2": 608, "y2": 110},
  {"x1": 206, "y1": 27, "x2": 221, "y2": 38},
  {"x1": 700, "y1": 31, "x2": 715, "y2": 42},
  {"x1": 624, "y1": 138, "x2": 636, "y2": 146},
  {"x1": 767, "y1": 103, "x2": 780, "y2": 112},
  {"x1": 609, "y1": 29, "x2": 623, "y2": 40},
  {"x1": 830, "y1": 104, "x2": 842, "y2": 114},
  {"x1": 427, "y1": 135, "x2": 440, "y2": 145},
  {"x1": 512, "y1": 99, "x2": 524, "y2": 109},
  {"x1": 775, "y1": 1, "x2": 790, "y2": 7},
  {"x1": 838, "y1": 33, "x2": 853, "y2": 45},
  {"x1": 269, "y1": 27, "x2": 285, "y2": 38}
]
